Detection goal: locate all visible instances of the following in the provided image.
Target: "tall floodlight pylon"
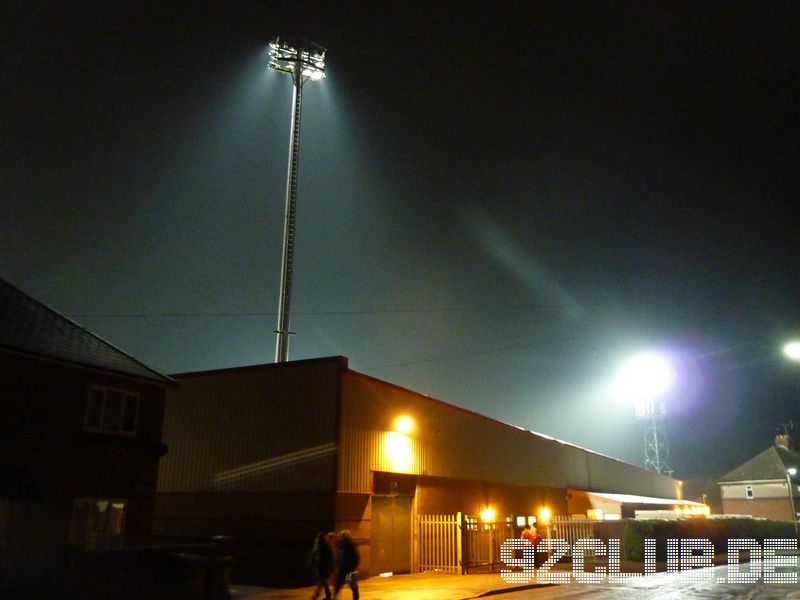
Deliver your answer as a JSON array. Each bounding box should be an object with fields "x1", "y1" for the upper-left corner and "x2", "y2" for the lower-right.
[
  {"x1": 268, "y1": 37, "x2": 326, "y2": 362},
  {"x1": 616, "y1": 352, "x2": 674, "y2": 476},
  {"x1": 636, "y1": 398, "x2": 673, "y2": 476}
]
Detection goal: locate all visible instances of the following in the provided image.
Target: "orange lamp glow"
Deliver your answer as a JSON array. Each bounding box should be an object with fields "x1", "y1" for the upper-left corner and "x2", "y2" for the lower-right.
[
  {"x1": 395, "y1": 415, "x2": 414, "y2": 434},
  {"x1": 537, "y1": 507, "x2": 552, "y2": 524}
]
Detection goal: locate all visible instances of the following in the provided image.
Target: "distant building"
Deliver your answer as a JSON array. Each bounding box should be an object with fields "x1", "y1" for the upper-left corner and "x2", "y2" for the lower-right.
[
  {"x1": 0, "y1": 278, "x2": 174, "y2": 548},
  {"x1": 717, "y1": 434, "x2": 800, "y2": 521},
  {"x1": 155, "y1": 356, "x2": 685, "y2": 585},
  {"x1": 681, "y1": 476, "x2": 723, "y2": 515}
]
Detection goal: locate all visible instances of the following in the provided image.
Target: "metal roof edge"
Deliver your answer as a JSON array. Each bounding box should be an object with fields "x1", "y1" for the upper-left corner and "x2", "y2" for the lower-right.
[
  {"x1": 170, "y1": 355, "x2": 349, "y2": 378},
  {"x1": 344, "y1": 368, "x2": 674, "y2": 480}
]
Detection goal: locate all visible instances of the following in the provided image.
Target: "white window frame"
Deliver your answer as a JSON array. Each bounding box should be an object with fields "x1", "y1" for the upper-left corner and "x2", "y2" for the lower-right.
[
  {"x1": 745, "y1": 484, "x2": 754, "y2": 500},
  {"x1": 84, "y1": 385, "x2": 139, "y2": 436}
]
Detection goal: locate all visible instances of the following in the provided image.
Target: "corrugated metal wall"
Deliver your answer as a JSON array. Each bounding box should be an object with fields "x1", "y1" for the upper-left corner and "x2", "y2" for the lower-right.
[
  {"x1": 338, "y1": 370, "x2": 680, "y2": 499},
  {"x1": 159, "y1": 358, "x2": 680, "y2": 498},
  {"x1": 158, "y1": 358, "x2": 342, "y2": 493}
]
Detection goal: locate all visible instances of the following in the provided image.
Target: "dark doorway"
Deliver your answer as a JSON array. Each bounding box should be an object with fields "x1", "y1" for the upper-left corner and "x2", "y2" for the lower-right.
[{"x1": 371, "y1": 494, "x2": 412, "y2": 574}]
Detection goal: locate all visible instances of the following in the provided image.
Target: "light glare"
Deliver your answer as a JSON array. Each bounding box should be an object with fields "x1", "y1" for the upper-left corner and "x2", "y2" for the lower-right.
[
  {"x1": 395, "y1": 415, "x2": 414, "y2": 434},
  {"x1": 614, "y1": 352, "x2": 673, "y2": 403},
  {"x1": 384, "y1": 431, "x2": 412, "y2": 473},
  {"x1": 538, "y1": 507, "x2": 552, "y2": 524},
  {"x1": 784, "y1": 341, "x2": 800, "y2": 361}
]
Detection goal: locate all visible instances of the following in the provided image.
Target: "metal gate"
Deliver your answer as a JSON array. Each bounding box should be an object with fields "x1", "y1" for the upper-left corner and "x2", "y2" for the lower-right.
[
  {"x1": 416, "y1": 513, "x2": 462, "y2": 574},
  {"x1": 552, "y1": 516, "x2": 594, "y2": 553},
  {"x1": 462, "y1": 516, "x2": 515, "y2": 573},
  {"x1": 551, "y1": 516, "x2": 627, "y2": 557},
  {"x1": 416, "y1": 513, "x2": 517, "y2": 574}
]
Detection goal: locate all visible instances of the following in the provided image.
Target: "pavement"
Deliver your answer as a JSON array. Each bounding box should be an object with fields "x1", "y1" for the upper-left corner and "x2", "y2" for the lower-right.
[
  {"x1": 229, "y1": 554, "x2": 736, "y2": 600},
  {"x1": 228, "y1": 560, "x2": 654, "y2": 600},
  {"x1": 229, "y1": 571, "x2": 549, "y2": 600}
]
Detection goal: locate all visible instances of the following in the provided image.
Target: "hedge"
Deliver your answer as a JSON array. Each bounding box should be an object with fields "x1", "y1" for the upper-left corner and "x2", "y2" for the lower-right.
[{"x1": 623, "y1": 518, "x2": 797, "y2": 561}]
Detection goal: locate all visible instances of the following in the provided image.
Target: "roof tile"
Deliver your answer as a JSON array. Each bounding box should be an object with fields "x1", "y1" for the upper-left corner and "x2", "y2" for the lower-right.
[{"x1": 0, "y1": 278, "x2": 172, "y2": 384}]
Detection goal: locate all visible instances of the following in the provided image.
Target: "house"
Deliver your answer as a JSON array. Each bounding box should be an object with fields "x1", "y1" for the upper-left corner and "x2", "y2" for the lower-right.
[
  {"x1": 0, "y1": 278, "x2": 174, "y2": 548},
  {"x1": 717, "y1": 434, "x2": 800, "y2": 521},
  {"x1": 154, "y1": 356, "x2": 685, "y2": 585}
]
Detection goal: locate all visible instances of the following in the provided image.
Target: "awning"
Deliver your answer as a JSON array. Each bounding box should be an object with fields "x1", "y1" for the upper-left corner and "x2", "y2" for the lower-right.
[{"x1": 569, "y1": 489, "x2": 705, "y2": 507}]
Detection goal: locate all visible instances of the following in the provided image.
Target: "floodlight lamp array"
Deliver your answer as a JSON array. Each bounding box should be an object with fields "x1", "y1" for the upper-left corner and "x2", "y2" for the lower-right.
[{"x1": 269, "y1": 37, "x2": 326, "y2": 82}]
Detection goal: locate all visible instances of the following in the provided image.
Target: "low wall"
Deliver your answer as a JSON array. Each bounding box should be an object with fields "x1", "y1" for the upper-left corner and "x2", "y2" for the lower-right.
[{"x1": 0, "y1": 543, "x2": 232, "y2": 599}]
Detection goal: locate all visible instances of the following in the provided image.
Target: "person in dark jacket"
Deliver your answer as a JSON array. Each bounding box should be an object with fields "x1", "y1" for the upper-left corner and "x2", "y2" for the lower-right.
[
  {"x1": 309, "y1": 531, "x2": 335, "y2": 600},
  {"x1": 333, "y1": 530, "x2": 359, "y2": 599}
]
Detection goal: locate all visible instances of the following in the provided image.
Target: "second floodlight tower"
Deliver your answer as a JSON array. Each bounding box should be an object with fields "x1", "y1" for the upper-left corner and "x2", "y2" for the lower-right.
[
  {"x1": 268, "y1": 37, "x2": 326, "y2": 362},
  {"x1": 616, "y1": 352, "x2": 674, "y2": 476}
]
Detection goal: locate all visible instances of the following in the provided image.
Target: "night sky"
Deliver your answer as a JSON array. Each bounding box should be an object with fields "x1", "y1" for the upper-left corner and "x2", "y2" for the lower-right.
[{"x1": 3, "y1": 1, "x2": 799, "y2": 482}]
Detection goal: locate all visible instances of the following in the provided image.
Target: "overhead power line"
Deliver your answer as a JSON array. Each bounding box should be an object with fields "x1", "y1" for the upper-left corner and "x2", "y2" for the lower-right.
[{"x1": 66, "y1": 304, "x2": 576, "y2": 319}]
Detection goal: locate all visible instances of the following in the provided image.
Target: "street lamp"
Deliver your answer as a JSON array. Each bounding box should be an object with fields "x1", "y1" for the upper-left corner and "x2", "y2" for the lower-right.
[
  {"x1": 268, "y1": 36, "x2": 326, "y2": 362},
  {"x1": 615, "y1": 352, "x2": 674, "y2": 475},
  {"x1": 787, "y1": 467, "x2": 799, "y2": 538},
  {"x1": 782, "y1": 345, "x2": 800, "y2": 536}
]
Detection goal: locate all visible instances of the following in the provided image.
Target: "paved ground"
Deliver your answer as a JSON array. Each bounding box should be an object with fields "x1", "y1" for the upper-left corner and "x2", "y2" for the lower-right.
[
  {"x1": 228, "y1": 560, "x2": 657, "y2": 600},
  {"x1": 482, "y1": 564, "x2": 800, "y2": 599},
  {"x1": 230, "y1": 554, "x2": 739, "y2": 600},
  {"x1": 229, "y1": 571, "x2": 549, "y2": 600}
]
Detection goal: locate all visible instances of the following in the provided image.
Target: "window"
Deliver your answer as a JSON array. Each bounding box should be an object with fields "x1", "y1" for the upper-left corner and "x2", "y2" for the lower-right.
[
  {"x1": 69, "y1": 498, "x2": 126, "y2": 549},
  {"x1": 745, "y1": 485, "x2": 754, "y2": 500},
  {"x1": 85, "y1": 386, "x2": 139, "y2": 435}
]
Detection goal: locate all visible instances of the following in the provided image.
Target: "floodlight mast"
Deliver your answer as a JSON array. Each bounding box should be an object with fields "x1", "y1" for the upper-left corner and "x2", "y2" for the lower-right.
[
  {"x1": 635, "y1": 398, "x2": 673, "y2": 476},
  {"x1": 268, "y1": 37, "x2": 326, "y2": 362}
]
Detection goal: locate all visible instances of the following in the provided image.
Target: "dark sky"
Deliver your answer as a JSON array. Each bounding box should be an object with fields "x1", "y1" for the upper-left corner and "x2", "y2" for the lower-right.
[{"x1": 3, "y1": 1, "x2": 799, "y2": 481}]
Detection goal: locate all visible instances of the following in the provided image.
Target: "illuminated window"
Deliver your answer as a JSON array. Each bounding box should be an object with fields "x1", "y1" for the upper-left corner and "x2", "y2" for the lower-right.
[
  {"x1": 69, "y1": 498, "x2": 127, "y2": 549},
  {"x1": 85, "y1": 386, "x2": 139, "y2": 435},
  {"x1": 745, "y1": 485, "x2": 754, "y2": 500}
]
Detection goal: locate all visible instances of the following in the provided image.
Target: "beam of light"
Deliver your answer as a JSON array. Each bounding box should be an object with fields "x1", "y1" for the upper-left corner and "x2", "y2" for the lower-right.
[
  {"x1": 383, "y1": 431, "x2": 413, "y2": 473},
  {"x1": 461, "y1": 209, "x2": 584, "y2": 321},
  {"x1": 212, "y1": 442, "x2": 337, "y2": 485}
]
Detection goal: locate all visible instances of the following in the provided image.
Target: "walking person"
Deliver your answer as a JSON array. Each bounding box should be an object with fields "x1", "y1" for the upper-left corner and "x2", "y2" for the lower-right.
[
  {"x1": 309, "y1": 532, "x2": 335, "y2": 600},
  {"x1": 333, "y1": 530, "x2": 359, "y2": 599}
]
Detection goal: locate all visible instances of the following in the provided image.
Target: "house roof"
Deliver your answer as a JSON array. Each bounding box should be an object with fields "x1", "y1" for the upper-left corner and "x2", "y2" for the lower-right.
[
  {"x1": 0, "y1": 278, "x2": 173, "y2": 384},
  {"x1": 717, "y1": 445, "x2": 800, "y2": 483}
]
